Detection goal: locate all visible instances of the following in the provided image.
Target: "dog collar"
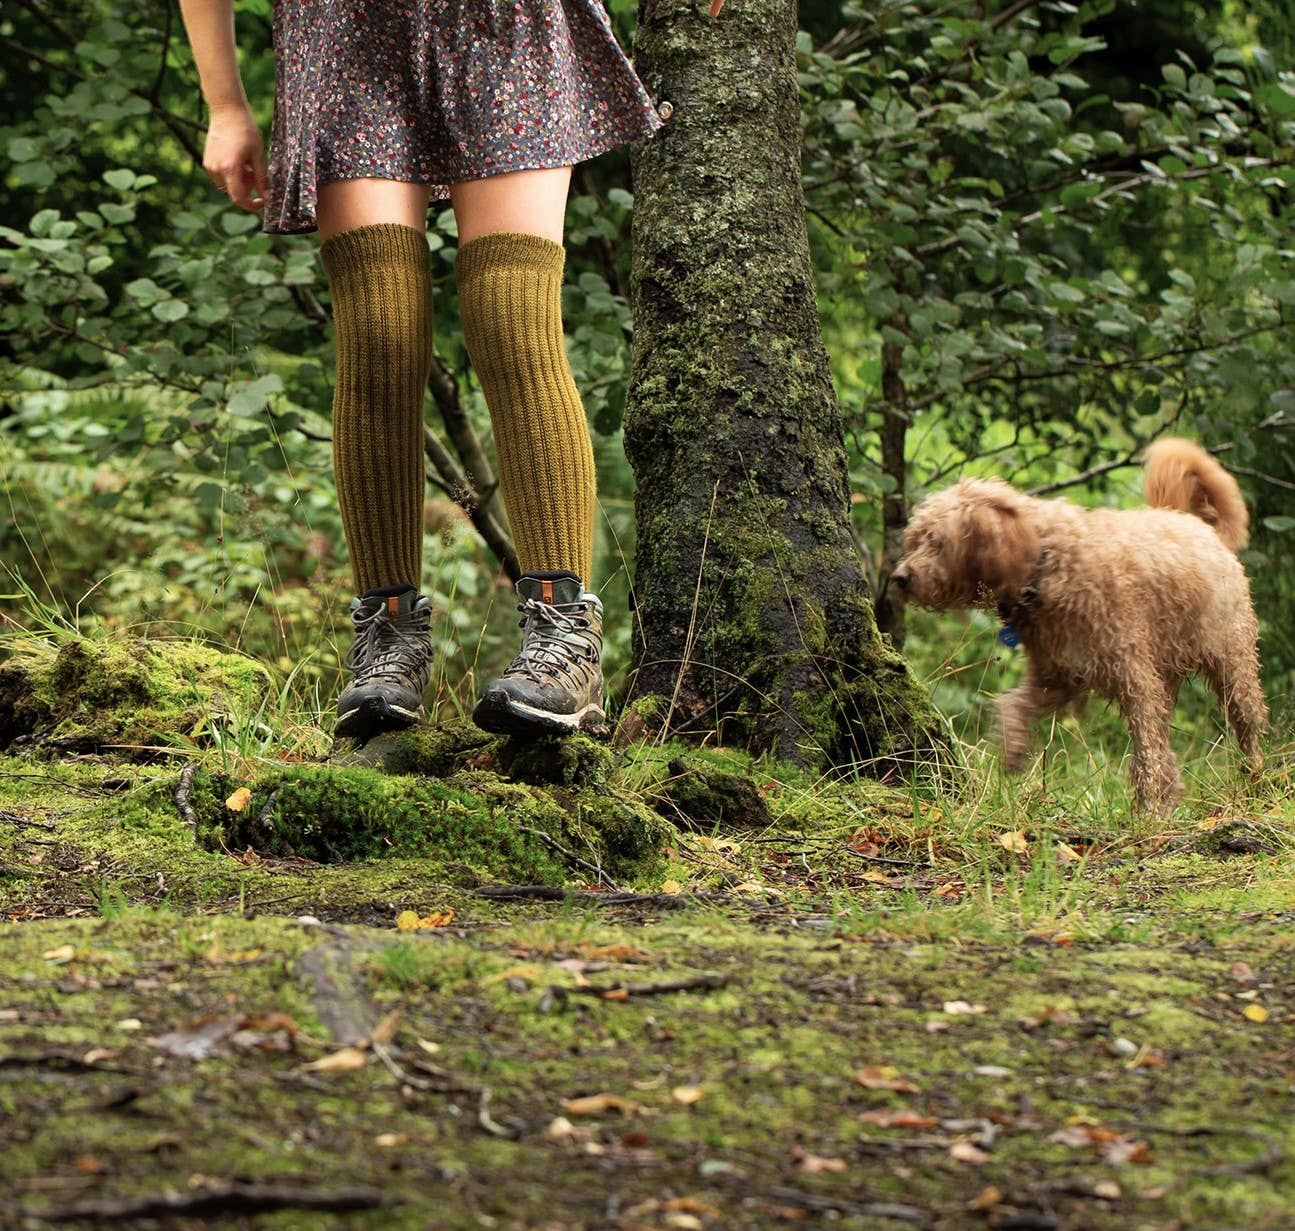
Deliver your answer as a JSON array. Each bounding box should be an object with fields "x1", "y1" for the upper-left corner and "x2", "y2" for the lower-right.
[{"x1": 998, "y1": 624, "x2": 1021, "y2": 648}]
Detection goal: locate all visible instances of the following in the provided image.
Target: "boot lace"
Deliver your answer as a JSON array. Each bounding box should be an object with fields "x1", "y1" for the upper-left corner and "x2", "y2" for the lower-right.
[
  {"x1": 506, "y1": 598, "x2": 596, "y2": 684},
  {"x1": 343, "y1": 604, "x2": 431, "y2": 683}
]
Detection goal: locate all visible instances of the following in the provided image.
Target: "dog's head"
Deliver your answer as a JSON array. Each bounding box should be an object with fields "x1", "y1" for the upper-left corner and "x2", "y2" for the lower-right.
[{"x1": 891, "y1": 478, "x2": 1041, "y2": 611}]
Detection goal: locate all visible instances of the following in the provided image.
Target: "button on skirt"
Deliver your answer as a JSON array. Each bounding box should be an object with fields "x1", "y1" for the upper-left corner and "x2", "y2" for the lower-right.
[{"x1": 265, "y1": 0, "x2": 662, "y2": 234}]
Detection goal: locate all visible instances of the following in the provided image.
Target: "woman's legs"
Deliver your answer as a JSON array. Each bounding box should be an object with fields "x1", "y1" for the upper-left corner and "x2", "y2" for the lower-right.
[
  {"x1": 317, "y1": 179, "x2": 437, "y2": 738},
  {"x1": 451, "y1": 168, "x2": 606, "y2": 734}
]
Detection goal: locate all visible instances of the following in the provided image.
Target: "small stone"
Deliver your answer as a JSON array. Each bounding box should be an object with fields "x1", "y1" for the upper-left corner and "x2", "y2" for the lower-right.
[{"x1": 1109, "y1": 1037, "x2": 1138, "y2": 1056}]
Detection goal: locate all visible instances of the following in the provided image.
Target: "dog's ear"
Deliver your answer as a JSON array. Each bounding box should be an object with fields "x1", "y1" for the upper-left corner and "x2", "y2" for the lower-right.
[{"x1": 958, "y1": 491, "x2": 1040, "y2": 601}]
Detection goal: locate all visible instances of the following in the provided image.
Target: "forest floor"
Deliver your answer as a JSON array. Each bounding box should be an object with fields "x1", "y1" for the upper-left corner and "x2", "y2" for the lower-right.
[{"x1": 0, "y1": 640, "x2": 1292, "y2": 1231}]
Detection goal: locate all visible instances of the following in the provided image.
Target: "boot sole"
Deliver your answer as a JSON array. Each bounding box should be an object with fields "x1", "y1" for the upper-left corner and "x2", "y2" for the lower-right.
[
  {"x1": 334, "y1": 696, "x2": 424, "y2": 742},
  {"x1": 472, "y1": 693, "x2": 605, "y2": 738}
]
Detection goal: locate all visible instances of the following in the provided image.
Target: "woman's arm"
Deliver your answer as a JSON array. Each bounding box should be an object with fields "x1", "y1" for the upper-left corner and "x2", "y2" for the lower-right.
[{"x1": 177, "y1": 0, "x2": 267, "y2": 211}]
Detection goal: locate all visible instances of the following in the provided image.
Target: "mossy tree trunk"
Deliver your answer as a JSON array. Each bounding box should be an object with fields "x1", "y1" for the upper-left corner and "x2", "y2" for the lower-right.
[{"x1": 624, "y1": 0, "x2": 954, "y2": 776}]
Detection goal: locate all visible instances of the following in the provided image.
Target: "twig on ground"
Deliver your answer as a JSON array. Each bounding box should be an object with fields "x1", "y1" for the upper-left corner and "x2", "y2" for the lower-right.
[
  {"x1": 0, "y1": 808, "x2": 55, "y2": 831},
  {"x1": 477, "y1": 1086, "x2": 518, "y2": 1138},
  {"x1": 517, "y1": 825, "x2": 619, "y2": 891},
  {"x1": 558, "y1": 974, "x2": 728, "y2": 1000},
  {"x1": 475, "y1": 885, "x2": 727, "y2": 909},
  {"x1": 840, "y1": 847, "x2": 929, "y2": 869},
  {"x1": 25, "y1": 1180, "x2": 390, "y2": 1222},
  {"x1": 175, "y1": 764, "x2": 199, "y2": 834},
  {"x1": 764, "y1": 1186, "x2": 926, "y2": 1223},
  {"x1": 255, "y1": 787, "x2": 281, "y2": 837}
]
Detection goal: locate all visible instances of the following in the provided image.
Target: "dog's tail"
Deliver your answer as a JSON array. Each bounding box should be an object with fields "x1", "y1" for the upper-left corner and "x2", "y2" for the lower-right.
[{"x1": 1144, "y1": 437, "x2": 1249, "y2": 551}]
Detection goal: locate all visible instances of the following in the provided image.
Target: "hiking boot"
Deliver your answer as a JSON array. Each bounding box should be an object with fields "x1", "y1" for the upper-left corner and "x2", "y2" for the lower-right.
[
  {"x1": 334, "y1": 585, "x2": 435, "y2": 740},
  {"x1": 472, "y1": 572, "x2": 605, "y2": 737}
]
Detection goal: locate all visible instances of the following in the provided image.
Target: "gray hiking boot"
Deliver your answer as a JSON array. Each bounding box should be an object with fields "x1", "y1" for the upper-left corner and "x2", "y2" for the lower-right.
[
  {"x1": 334, "y1": 585, "x2": 435, "y2": 740},
  {"x1": 472, "y1": 572, "x2": 605, "y2": 737}
]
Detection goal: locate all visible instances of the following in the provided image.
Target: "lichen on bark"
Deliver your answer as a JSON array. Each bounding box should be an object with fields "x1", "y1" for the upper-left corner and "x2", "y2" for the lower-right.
[{"x1": 625, "y1": 0, "x2": 956, "y2": 781}]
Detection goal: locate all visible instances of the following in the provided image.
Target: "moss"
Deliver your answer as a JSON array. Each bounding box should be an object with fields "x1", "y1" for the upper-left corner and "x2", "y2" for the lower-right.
[
  {"x1": 193, "y1": 760, "x2": 670, "y2": 886},
  {"x1": 659, "y1": 754, "x2": 774, "y2": 831},
  {"x1": 362, "y1": 719, "x2": 498, "y2": 778},
  {"x1": 0, "y1": 636, "x2": 272, "y2": 759},
  {"x1": 493, "y1": 733, "x2": 614, "y2": 791}
]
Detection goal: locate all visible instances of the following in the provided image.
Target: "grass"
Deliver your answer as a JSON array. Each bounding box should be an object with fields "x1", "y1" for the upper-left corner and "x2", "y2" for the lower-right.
[{"x1": 0, "y1": 593, "x2": 1291, "y2": 1228}]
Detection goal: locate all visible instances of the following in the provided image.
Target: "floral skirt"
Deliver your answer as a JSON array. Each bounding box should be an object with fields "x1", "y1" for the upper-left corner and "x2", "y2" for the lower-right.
[{"x1": 264, "y1": 0, "x2": 662, "y2": 235}]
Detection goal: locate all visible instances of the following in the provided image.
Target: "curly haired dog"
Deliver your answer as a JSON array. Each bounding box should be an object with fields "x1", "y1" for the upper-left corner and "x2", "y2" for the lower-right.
[{"x1": 891, "y1": 439, "x2": 1266, "y2": 812}]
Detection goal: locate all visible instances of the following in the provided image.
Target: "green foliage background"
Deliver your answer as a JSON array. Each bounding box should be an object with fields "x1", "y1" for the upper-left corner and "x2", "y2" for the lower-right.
[{"x1": 1, "y1": 0, "x2": 1291, "y2": 740}]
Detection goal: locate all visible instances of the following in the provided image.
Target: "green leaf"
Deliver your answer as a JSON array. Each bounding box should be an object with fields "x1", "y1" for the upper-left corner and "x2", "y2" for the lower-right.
[
  {"x1": 103, "y1": 168, "x2": 137, "y2": 192},
  {"x1": 226, "y1": 374, "x2": 284, "y2": 417},
  {"x1": 152, "y1": 299, "x2": 190, "y2": 322}
]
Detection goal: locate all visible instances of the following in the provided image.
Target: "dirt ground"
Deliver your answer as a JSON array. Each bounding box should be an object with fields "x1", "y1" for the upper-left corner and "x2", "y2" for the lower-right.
[{"x1": 1, "y1": 712, "x2": 1292, "y2": 1230}]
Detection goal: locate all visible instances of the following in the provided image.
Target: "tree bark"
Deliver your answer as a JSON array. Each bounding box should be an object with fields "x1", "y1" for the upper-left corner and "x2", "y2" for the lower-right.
[
  {"x1": 874, "y1": 332, "x2": 909, "y2": 645},
  {"x1": 624, "y1": 0, "x2": 953, "y2": 777}
]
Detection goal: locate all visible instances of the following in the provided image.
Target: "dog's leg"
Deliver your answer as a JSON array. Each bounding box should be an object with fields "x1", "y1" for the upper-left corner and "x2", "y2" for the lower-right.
[
  {"x1": 999, "y1": 667, "x2": 1078, "y2": 773},
  {"x1": 1121, "y1": 675, "x2": 1179, "y2": 814},
  {"x1": 1202, "y1": 642, "x2": 1268, "y2": 770}
]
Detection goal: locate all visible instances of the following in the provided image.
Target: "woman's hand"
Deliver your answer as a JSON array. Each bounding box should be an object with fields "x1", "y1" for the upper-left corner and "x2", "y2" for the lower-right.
[{"x1": 203, "y1": 104, "x2": 267, "y2": 212}]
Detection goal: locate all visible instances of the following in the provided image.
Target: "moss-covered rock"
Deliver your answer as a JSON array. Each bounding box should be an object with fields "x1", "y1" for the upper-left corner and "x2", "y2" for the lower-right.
[
  {"x1": 660, "y1": 755, "x2": 773, "y2": 831},
  {"x1": 0, "y1": 636, "x2": 272, "y2": 759},
  {"x1": 194, "y1": 760, "x2": 673, "y2": 886}
]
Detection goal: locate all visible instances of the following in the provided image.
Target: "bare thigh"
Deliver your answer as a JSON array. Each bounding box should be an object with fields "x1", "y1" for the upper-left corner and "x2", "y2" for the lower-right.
[
  {"x1": 450, "y1": 167, "x2": 572, "y2": 245},
  {"x1": 316, "y1": 180, "x2": 433, "y2": 241}
]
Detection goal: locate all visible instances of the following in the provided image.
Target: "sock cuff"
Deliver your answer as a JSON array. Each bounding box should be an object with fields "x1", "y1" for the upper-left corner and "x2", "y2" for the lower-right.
[
  {"x1": 321, "y1": 223, "x2": 429, "y2": 286},
  {"x1": 456, "y1": 232, "x2": 565, "y2": 284}
]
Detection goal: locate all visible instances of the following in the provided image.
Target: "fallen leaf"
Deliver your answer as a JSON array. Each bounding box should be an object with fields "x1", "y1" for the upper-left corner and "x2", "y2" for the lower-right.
[
  {"x1": 791, "y1": 1147, "x2": 848, "y2": 1174},
  {"x1": 664, "y1": 1196, "x2": 724, "y2": 1218},
  {"x1": 660, "y1": 879, "x2": 684, "y2": 894},
  {"x1": 74, "y1": 1156, "x2": 106, "y2": 1174},
  {"x1": 490, "y1": 964, "x2": 540, "y2": 984},
  {"x1": 82, "y1": 1048, "x2": 122, "y2": 1065},
  {"x1": 1230, "y1": 961, "x2": 1256, "y2": 984},
  {"x1": 546, "y1": 1116, "x2": 577, "y2": 1139},
  {"x1": 601, "y1": 987, "x2": 631, "y2": 1002},
  {"x1": 998, "y1": 830, "x2": 1029, "y2": 853},
  {"x1": 416, "y1": 1038, "x2": 441, "y2": 1055},
  {"x1": 116, "y1": 1018, "x2": 143, "y2": 1032},
  {"x1": 225, "y1": 787, "x2": 252, "y2": 812},
  {"x1": 563, "y1": 1093, "x2": 646, "y2": 1117},
  {"x1": 664, "y1": 1215, "x2": 704, "y2": 1230},
  {"x1": 581, "y1": 942, "x2": 649, "y2": 962},
  {"x1": 1100, "y1": 1138, "x2": 1153, "y2": 1166},
  {"x1": 943, "y1": 1001, "x2": 988, "y2": 1016},
  {"x1": 968, "y1": 1186, "x2": 1002, "y2": 1210},
  {"x1": 1243, "y1": 1004, "x2": 1270, "y2": 1023},
  {"x1": 374, "y1": 1132, "x2": 408, "y2": 1147},
  {"x1": 859, "y1": 1109, "x2": 939, "y2": 1129},
  {"x1": 949, "y1": 1141, "x2": 989, "y2": 1164},
  {"x1": 1054, "y1": 842, "x2": 1083, "y2": 866},
  {"x1": 671, "y1": 1084, "x2": 706, "y2": 1105},
  {"x1": 396, "y1": 908, "x2": 455, "y2": 931},
  {"x1": 367, "y1": 1008, "x2": 402, "y2": 1045},
  {"x1": 859, "y1": 870, "x2": 897, "y2": 886},
  {"x1": 303, "y1": 1046, "x2": 368, "y2": 1073},
  {"x1": 852, "y1": 1065, "x2": 919, "y2": 1093},
  {"x1": 149, "y1": 1013, "x2": 291, "y2": 1060},
  {"x1": 1093, "y1": 1180, "x2": 1122, "y2": 1199},
  {"x1": 43, "y1": 944, "x2": 76, "y2": 963}
]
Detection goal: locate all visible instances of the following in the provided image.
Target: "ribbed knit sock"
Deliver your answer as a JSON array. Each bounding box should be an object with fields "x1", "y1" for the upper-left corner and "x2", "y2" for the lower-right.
[
  {"x1": 321, "y1": 223, "x2": 431, "y2": 595},
  {"x1": 456, "y1": 232, "x2": 596, "y2": 583}
]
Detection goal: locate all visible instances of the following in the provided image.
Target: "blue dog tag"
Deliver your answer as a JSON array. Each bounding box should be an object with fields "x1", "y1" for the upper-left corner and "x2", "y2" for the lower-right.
[{"x1": 998, "y1": 625, "x2": 1021, "y2": 649}]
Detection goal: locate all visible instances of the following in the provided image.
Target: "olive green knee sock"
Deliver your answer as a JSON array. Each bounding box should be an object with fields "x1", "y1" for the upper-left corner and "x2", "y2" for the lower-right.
[
  {"x1": 321, "y1": 223, "x2": 431, "y2": 595},
  {"x1": 456, "y1": 232, "x2": 596, "y2": 583}
]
